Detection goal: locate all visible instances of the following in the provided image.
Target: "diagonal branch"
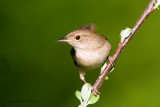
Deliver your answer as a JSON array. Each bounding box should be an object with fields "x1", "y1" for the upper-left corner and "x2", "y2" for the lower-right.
[{"x1": 92, "y1": 0, "x2": 157, "y2": 95}]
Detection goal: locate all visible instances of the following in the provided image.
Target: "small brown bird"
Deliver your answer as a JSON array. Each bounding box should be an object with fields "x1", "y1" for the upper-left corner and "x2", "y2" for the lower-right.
[{"x1": 57, "y1": 24, "x2": 112, "y2": 83}]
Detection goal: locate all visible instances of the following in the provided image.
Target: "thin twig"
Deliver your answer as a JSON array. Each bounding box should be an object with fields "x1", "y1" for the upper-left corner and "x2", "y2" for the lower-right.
[{"x1": 92, "y1": 0, "x2": 157, "y2": 95}]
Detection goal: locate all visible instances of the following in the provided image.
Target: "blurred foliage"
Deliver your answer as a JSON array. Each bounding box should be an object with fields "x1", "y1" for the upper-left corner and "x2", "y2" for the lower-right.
[{"x1": 0, "y1": 0, "x2": 160, "y2": 107}]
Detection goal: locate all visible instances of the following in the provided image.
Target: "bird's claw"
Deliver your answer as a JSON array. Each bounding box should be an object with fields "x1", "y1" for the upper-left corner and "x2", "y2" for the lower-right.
[
  {"x1": 108, "y1": 56, "x2": 115, "y2": 67},
  {"x1": 92, "y1": 88, "x2": 100, "y2": 95}
]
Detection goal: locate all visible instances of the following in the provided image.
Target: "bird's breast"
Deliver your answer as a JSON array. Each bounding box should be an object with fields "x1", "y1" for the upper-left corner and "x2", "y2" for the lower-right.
[{"x1": 75, "y1": 43, "x2": 111, "y2": 70}]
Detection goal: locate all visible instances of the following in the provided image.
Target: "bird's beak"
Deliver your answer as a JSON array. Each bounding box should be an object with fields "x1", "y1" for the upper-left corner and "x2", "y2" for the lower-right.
[{"x1": 56, "y1": 37, "x2": 68, "y2": 42}]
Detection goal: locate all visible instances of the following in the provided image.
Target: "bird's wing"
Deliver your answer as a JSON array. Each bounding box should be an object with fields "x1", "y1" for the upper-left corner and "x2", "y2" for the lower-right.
[
  {"x1": 70, "y1": 48, "x2": 78, "y2": 66},
  {"x1": 80, "y1": 24, "x2": 96, "y2": 32}
]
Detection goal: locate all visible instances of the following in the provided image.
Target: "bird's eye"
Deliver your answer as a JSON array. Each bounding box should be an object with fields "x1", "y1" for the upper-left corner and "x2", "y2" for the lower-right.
[{"x1": 75, "y1": 35, "x2": 81, "y2": 40}]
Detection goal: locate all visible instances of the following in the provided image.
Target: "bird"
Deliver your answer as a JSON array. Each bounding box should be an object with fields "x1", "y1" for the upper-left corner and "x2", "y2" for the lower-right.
[{"x1": 57, "y1": 24, "x2": 112, "y2": 83}]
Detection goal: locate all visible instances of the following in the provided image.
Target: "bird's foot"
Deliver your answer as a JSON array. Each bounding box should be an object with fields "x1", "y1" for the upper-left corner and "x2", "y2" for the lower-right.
[
  {"x1": 108, "y1": 56, "x2": 115, "y2": 67},
  {"x1": 92, "y1": 87, "x2": 100, "y2": 95}
]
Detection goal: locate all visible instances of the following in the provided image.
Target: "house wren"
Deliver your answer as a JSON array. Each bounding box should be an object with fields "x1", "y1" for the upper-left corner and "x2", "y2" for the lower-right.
[{"x1": 57, "y1": 24, "x2": 112, "y2": 83}]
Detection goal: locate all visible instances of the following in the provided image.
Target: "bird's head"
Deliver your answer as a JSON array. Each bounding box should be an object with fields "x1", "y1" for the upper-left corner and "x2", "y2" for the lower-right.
[
  {"x1": 57, "y1": 30, "x2": 96, "y2": 49},
  {"x1": 57, "y1": 24, "x2": 107, "y2": 50}
]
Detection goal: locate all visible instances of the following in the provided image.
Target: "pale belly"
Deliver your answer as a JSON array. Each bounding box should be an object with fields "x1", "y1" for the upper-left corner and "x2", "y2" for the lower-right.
[{"x1": 75, "y1": 46, "x2": 110, "y2": 71}]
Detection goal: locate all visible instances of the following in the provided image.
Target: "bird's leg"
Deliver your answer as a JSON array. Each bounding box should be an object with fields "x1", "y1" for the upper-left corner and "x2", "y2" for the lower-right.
[
  {"x1": 107, "y1": 56, "x2": 115, "y2": 67},
  {"x1": 92, "y1": 87, "x2": 100, "y2": 95},
  {"x1": 79, "y1": 72, "x2": 87, "y2": 83}
]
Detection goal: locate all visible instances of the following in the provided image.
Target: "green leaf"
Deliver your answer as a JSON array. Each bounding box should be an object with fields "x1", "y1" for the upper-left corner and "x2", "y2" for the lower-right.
[
  {"x1": 81, "y1": 83, "x2": 92, "y2": 101},
  {"x1": 105, "y1": 76, "x2": 109, "y2": 80},
  {"x1": 154, "y1": 0, "x2": 160, "y2": 9},
  {"x1": 88, "y1": 93, "x2": 100, "y2": 104},
  {"x1": 101, "y1": 62, "x2": 107, "y2": 74},
  {"x1": 120, "y1": 27, "x2": 132, "y2": 42},
  {"x1": 75, "y1": 90, "x2": 82, "y2": 102},
  {"x1": 109, "y1": 67, "x2": 115, "y2": 73}
]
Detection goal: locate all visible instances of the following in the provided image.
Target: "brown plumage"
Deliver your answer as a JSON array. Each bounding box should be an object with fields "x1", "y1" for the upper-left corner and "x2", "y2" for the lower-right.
[{"x1": 57, "y1": 24, "x2": 111, "y2": 83}]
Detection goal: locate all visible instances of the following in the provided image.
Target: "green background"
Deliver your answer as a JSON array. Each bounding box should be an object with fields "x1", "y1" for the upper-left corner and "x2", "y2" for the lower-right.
[{"x1": 0, "y1": 0, "x2": 160, "y2": 107}]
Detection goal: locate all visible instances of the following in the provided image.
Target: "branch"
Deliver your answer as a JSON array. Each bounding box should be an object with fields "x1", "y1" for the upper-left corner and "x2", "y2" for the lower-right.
[{"x1": 92, "y1": 0, "x2": 158, "y2": 95}]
